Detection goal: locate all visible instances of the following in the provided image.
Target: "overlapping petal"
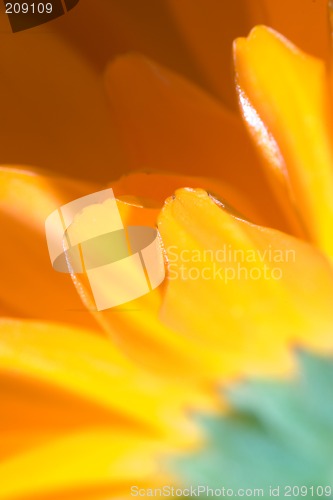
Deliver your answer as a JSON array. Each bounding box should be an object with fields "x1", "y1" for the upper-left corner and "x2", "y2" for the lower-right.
[
  {"x1": 110, "y1": 172, "x2": 264, "y2": 224},
  {"x1": 56, "y1": 0, "x2": 259, "y2": 108},
  {"x1": 64, "y1": 195, "x2": 245, "y2": 384},
  {"x1": 0, "y1": 317, "x2": 207, "y2": 497},
  {"x1": 0, "y1": 167, "x2": 102, "y2": 328},
  {"x1": 158, "y1": 189, "x2": 333, "y2": 378},
  {"x1": 68, "y1": 187, "x2": 333, "y2": 385},
  {"x1": 234, "y1": 26, "x2": 333, "y2": 257},
  {"x1": 55, "y1": 0, "x2": 330, "y2": 108},
  {"x1": 105, "y1": 54, "x2": 299, "y2": 234}
]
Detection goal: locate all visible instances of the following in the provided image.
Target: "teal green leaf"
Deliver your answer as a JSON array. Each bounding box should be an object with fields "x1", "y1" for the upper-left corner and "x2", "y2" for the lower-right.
[{"x1": 173, "y1": 351, "x2": 333, "y2": 499}]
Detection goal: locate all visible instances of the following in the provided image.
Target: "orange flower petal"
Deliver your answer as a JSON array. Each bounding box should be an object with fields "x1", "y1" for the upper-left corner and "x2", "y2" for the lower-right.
[
  {"x1": 55, "y1": 0, "x2": 204, "y2": 98},
  {"x1": 165, "y1": 0, "x2": 262, "y2": 107},
  {"x1": 234, "y1": 26, "x2": 333, "y2": 257},
  {"x1": 111, "y1": 172, "x2": 266, "y2": 225},
  {"x1": 56, "y1": 0, "x2": 260, "y2": 107},
  {"x1": 256, "y1": 0, "x2": 331, "y2": 62},
  {"x1": 105, "y1": 54, "x2": 296, "y2": 233},
  {"x1": 0, "y1": 167, "x2": 101, "y2": 328}
]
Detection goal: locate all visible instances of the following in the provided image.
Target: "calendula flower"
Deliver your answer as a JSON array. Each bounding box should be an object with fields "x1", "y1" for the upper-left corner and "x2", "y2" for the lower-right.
[{"x1": 2, "y1": 1, "x2": 333, "y2": 498}]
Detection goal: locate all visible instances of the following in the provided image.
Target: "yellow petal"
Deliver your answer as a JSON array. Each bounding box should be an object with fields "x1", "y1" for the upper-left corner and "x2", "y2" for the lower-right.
[
  {"x1": 69, "y1": 190, "x2": 333, "y2": 384},
  {"x1": 66, "y1": 195, "x2": 276, "y2": 385},
  {"x1": 0, "y1": 167, "x2": 101, "y2": 328},
  {"x1": 0, "y1": 318, "x2": 201, "y2": 441},
  {"x1": 0, "y1": 429, "x2": 173, "y2": 499},
  {"x1": 234, "y1": 26, "x2": 333, "y2": 257},
  {"x1": 0, "y1": 318, "x2": 204, "y2": 497},
  {"x1": 158, "y1": 189, "x2": 333, "y2": 378},
  {"x1": 105, "y1": 54, "x2": 297, "y2": 234},
  {"x1": 1, "y1": 368, "x2": 151, "y2": 461}
]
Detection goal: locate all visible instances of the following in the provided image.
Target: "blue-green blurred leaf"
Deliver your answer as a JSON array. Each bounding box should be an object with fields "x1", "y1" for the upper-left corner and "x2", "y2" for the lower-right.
[{"x1": 173, "y1": 351, "x2": 333, "y2": 499}]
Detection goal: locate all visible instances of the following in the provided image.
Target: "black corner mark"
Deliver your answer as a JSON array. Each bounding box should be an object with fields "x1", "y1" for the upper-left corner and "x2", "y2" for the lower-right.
[
  {"x1": 64, "y1": 0, "x2": 79, "y2": 11},
  {"x1": 3, "y1": 0, "x2": 80, "y2": 33}
]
